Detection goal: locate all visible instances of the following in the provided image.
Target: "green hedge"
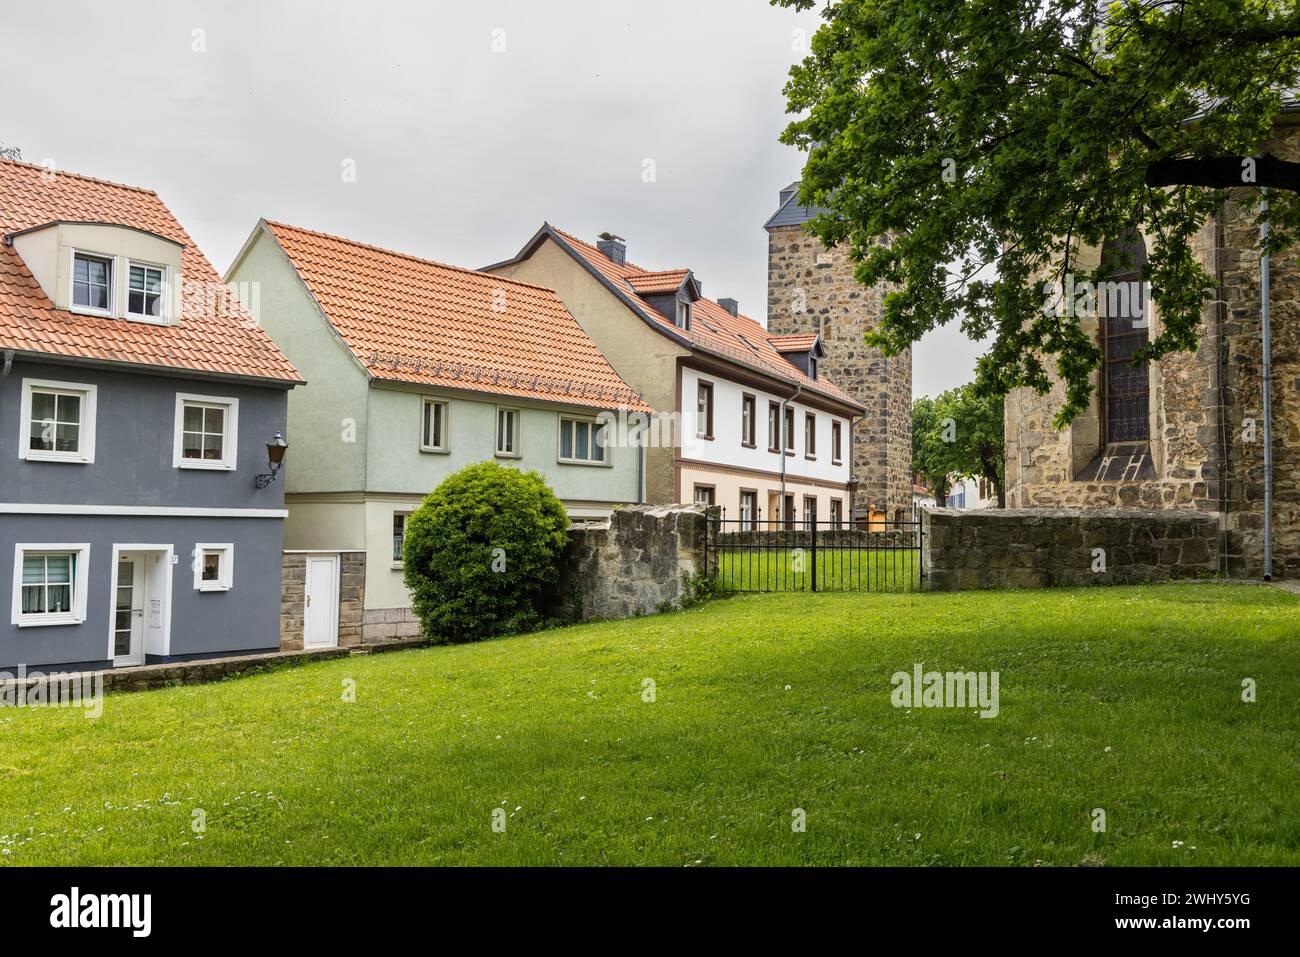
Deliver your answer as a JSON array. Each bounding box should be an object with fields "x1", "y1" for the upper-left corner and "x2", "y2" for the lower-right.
[{"x1": 402, "y1": 461, "x2": 569, "y2": 642}]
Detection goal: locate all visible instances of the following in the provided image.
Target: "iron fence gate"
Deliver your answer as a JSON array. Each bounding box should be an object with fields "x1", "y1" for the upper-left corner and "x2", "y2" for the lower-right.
[{"x1": 706, "y1": 516, "x2": 923, "y2": 593}]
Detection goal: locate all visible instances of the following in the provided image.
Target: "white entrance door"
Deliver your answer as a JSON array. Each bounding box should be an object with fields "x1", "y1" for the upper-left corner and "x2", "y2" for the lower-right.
[
  {"x1": 113, "y1": 556, "x2": 146, "y2": 666},
  {"x1": 303, "y1": 554, "x2": 340, "y2": 649}
]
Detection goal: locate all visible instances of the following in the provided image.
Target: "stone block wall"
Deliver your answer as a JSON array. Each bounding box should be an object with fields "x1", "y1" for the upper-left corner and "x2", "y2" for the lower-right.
[
  {"x1": 361, "y1": 607, "x2": 422, "y2": 643},
  {"x1": 280, "y1": 551, "x2": 366, "y2": 651},
  {"x1": 767, "y1": 224, "x2": 913, "y2": 522},
  {"x1": 922, "y1": 508, "x2": 1220, "y2": 590},
  {"x1": 556, "y1": 504, "x2": 713, "y2": 621}
]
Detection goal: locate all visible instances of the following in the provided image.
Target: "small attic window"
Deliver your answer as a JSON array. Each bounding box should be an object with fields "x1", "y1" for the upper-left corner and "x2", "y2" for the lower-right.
[
  {"x1": 676, "y1": 300, "x2": 691, "y2": 331},
  {"x1": 809, "y1": 356, "x2": 818, "y2": 380}
]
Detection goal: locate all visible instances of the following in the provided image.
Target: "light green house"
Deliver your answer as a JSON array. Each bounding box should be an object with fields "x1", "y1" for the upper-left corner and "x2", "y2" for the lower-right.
[{"x1": 227, "y1": 220, "x2": 649, "y2": 642}]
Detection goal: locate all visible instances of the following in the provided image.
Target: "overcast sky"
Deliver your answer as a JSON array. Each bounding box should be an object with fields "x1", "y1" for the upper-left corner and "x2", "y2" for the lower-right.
[{"x1": 1, "y1": 0, "x2": 983, "y2": 398}]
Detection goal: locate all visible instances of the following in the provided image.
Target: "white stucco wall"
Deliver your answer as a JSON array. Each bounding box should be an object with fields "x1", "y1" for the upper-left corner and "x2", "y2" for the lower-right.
[{"x1": 678, "y1": 366, "x2": 852, "y2": 485}]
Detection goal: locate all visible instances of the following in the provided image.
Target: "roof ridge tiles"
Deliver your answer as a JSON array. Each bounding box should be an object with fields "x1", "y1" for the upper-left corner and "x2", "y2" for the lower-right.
[
  {"x1": 0, "y1": 157, "x2": 159, "y2": 196},
  {"x1": 265, "y1": 220, "x2": 563, "y2": 294}
]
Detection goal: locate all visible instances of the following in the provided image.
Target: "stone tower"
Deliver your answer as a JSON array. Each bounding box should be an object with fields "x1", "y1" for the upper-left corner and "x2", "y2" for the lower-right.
[{"x1": 765, "y1": 182, "x2": 913, "y2": 522}]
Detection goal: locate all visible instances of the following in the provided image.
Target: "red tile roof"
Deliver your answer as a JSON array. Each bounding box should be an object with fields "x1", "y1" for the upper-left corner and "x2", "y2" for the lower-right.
[
  {"x1": 769, "y1": 333, "x2": 820, "y2": 352},
  {"x1": 0, "y1": 159, "x2": 299, "y2": 384},
  {"x1": 626, "y1": 269, "x2": 691, "y2": 295},
  {"x1": 262, "y1": 221, "x2": 651, "y2": 412},
  {"x1": 545, "y1": 227, "x2": 863, "y2": 411}
]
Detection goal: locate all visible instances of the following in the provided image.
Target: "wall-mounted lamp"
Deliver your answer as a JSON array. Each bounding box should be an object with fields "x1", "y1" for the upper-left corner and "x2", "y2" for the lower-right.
[{"x1": 254, "y1": 432, "x2": 289, "y2": 489}]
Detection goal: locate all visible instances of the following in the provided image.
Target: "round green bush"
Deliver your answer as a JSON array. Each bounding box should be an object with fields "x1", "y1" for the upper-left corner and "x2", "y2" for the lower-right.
[{"x1": 402, "y1": 461, "x2": 569, "y2": 642}]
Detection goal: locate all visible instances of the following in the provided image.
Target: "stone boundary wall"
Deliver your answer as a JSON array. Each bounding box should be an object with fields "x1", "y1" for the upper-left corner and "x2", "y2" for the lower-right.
[
  {"x1": 557, "y1": 504, "x2": 714, "y2": 621},
  {"x1": 0, "y1": 647, "x2": 350, "y2": 699},
  {"x1": 280, "y1": 551, "x2": 366, "y2": 651},
  {"x1": 922, "y1": 508, "x2": 1220, "y2": 590}
]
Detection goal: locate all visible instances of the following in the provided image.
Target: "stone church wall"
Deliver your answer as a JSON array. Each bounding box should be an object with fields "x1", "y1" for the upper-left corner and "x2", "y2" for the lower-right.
[{"x1": 1005, "y1": 119, "x2": 1300, "y2": 579}]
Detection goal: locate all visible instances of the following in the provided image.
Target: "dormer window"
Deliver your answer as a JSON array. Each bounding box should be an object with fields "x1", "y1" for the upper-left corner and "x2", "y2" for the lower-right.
[
  {"x1": 127, "y1": 262, "x2": 167, "y2": 320},
  {"x1": 676, "y1": 300, "x2": 691, "y2": 331},
  {"x1": 809, "y1": 356, "x2": 818, "y2": 380},
  {"x1": 9, "y1": 223, "x2": 182, "y2": 325},
  {"x1": 72, "y1": 252, "x2": 113, "y2": 314}
]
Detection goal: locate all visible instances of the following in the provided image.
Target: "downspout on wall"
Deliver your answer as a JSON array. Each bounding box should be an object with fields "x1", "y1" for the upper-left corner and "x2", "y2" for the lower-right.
[
  {"x1": 779, "y1": 383, "x2": 804, "y2": 518},
  {"x1": 1261, "y1": 189, "x2": 1275, "y2": 580},
  {"x1": 1214, "y1": 211, "x2": 1230, "y2": 578}
]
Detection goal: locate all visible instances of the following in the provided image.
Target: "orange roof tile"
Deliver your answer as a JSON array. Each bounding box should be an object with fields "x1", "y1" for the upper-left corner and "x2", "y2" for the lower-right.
[
  {"x1": 768, "y1": 333, "x2": 820, "y2": 352},
  {"x1": 0, "y1": 159, "x2": 299, "y2": 384},
  {"x1": 262, "y1": 221, "x2": 651, "y2": 413},
  {"x1": 545, "y1": 227, "x2": 864, "y2": 411},
  {"x1": 626, "y1": 269, "x2": 691, "y2": 295}
]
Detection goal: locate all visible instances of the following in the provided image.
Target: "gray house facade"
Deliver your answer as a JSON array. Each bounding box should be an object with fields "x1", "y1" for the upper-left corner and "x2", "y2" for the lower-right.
[{"x1": 0, "y1": 159, "x2": 301, "y2": 671}]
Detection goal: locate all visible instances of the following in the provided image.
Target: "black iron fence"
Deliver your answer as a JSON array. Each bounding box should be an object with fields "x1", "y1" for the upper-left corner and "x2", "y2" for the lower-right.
[{"x1": 706, "y1": 515, "x2": 923, "y2": 593}]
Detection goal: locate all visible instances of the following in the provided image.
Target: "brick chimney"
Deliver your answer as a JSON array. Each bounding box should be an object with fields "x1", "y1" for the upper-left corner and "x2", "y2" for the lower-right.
[
  {"x1": 718, "y1": 297, "x2": 739, "y2": 317},
  {"x1": 596, "y1": 232, "x2": 626, "y2": 266}
]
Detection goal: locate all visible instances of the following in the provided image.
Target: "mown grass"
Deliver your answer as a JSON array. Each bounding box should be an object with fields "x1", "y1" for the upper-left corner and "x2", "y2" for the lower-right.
[
  {"x1": 716, "y1": 546, "x2": 921, "y2": 592},
  {"x1": 1, "y1": 583, "x2": 1297, "y2": 866}
]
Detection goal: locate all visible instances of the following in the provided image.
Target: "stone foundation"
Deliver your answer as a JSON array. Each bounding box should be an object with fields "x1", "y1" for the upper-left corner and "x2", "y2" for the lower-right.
[
  {"x1": 557, "y1": 504, "x2": 713, "y2": 620},
  {"x1": 922, "y1": 507, "x2": 1220, "y2": 590},
  {"x1": 362, "y1": 606, "x2": 423, "y2": 642}
]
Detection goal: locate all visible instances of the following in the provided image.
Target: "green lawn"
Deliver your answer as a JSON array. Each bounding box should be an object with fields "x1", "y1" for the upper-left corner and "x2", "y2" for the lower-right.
[
  {"x1": 716, "y1": 546, "x2": 921, "y2": 592},
  {"x1": 2, "y1": 583, "x2": 1298, "y2": 866}
]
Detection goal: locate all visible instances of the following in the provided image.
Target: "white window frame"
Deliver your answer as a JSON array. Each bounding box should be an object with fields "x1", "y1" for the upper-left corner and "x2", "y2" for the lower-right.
[
  {"x1": 19, "y1": 378, "x2": 98, "y2": 464},
  {"x1": 68, "y1": 249, "x2": 115, "y2": 318},
  {"x1": 420, "y1": 397, "x2": 450, "y2": 453},
  {"x1": 193, "y1": 543, "x2": 234, "y2": 592},
  {"x1": 124, "y1": 258, "x2": 171, "y2": 325},
  {"x1": 557, "y1": 416, "x2": 609, "y2": 466},
  {"x1": 11, "y1": 543, "x2": 90, "y2": 627},
  {"x1": 739, "y1": 490, "x2": 757, "y2": 532},
  {"x1": 495, "y1": 406, "x2": 521, "y2": 459},
  {"x1": 173, "y1": 393, "x2": 239, "y2": 471},
  {"x1": 391, "y1": 510, "x2": 414, "y2": 569}
]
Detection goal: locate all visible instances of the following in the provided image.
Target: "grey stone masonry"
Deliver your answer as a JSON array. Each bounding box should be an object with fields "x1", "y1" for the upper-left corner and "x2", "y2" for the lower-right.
[
  {"x1": 766, "y1": 223, "x2": 912, "y2": 522},
  {"x1": 922, "y1": 507, "x2": 1220, "y2": 590},
  {"x1": 556, "y1": 504, "x2": 714, "y2": 621},
  {"x1": 362, "y1": 606, "x2": 423, "y2": 643},
  {"x1": 0, "y1": 647, "x2": 350, "y2": 698}
]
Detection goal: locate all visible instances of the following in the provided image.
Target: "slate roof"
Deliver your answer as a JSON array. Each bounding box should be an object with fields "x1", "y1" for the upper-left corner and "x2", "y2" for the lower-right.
[{"x1": 763, "y1": 180, "x2": 833, "y2": 230}]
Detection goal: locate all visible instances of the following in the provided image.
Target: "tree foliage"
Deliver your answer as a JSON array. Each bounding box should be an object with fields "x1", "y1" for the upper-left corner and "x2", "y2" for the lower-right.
[
  {"x1": 911, "y1": 394, "x2": 954, "y2": 504},
  {"x1": 775, "y1": 0, "x2": 1300, "y2": 424},
  {"x1": 0, "y1": 142, "x2": 21, "y2": 162},
  {"x1": 402, "y1": 461, "x2": 569, "y2": 643},
  {"x1": 912, "y1": 385, "x2": 1006, "y2": 506}
]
